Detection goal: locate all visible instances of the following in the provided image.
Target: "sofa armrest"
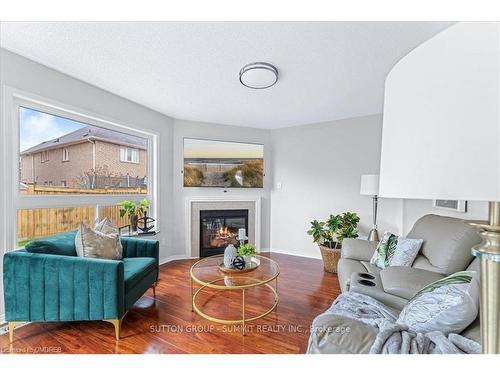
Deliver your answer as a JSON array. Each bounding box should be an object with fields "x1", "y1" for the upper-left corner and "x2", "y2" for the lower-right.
[
  {"x1": 341, "y1": 239, "x2": 378, "y2": 262},
  {"x1": 3, "y1": 250, "x2": 125, "y2": 322},
  {"x1": 121, "y1": 237, "x2": 159, "y2": 261}
]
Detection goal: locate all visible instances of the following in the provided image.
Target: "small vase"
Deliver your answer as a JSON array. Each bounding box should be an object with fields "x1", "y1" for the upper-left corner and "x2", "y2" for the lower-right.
[
  {"x1": 130, "y1": 215, "x2": 138, "y2": 232},
  {"x1": 224, "y1": 244, "x2": 237, "y2": 268}
]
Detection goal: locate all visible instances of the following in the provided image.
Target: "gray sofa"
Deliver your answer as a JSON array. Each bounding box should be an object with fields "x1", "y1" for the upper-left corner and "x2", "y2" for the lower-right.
[{"x1": 309, "y1": 214, "x2": 482, "y2": 354}]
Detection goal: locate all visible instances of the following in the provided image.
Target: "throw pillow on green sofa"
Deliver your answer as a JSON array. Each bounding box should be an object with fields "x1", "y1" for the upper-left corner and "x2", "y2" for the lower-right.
[
  {"x1": 75, "y1": 223, "x2": 123, "y2": 260},
  {"x1": 25, "y1": 230, "x2": 78, "y2": 256}
]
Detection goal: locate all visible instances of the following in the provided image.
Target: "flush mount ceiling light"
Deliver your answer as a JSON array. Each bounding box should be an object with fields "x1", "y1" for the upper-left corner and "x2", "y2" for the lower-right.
[{"x1": 239, "y1": 62, "x2": 278, "y2": 89}]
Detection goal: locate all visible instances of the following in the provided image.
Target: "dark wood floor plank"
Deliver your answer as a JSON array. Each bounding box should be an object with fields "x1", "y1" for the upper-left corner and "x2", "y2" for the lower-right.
[{"x1": 0, "y1": 252, "x2": 339, "y2": 354}]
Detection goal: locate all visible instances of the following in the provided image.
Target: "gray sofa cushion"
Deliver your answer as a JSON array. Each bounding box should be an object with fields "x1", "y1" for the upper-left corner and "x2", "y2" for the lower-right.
[
  {"x1": 341, "y1": 238, "x2": 378, "y2": 262},
  {"x1": 411, "y1": 255, "x2": 444, "y2": 274},
  {"x1": 407, "y1": 214, "x2": 481, "y2": 275},
  {"x1": 380, "y1": 266, "x2": 445, "y2": 300}
]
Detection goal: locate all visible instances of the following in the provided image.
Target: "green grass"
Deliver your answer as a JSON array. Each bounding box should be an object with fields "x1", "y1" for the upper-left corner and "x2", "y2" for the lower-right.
[{"x1": 223, "y1": 160, "x2": 263, "y2": 187}]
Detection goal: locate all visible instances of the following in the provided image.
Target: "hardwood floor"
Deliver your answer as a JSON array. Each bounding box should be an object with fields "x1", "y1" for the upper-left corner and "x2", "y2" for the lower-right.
[{"x1": 0, "y1": 252, "x2": 340, "y2": 354}]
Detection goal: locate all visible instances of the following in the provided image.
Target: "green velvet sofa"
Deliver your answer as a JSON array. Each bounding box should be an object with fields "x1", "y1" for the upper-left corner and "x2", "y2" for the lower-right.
[{"x1": 3, "y1": 231, "x2": 159, "y2": 342}]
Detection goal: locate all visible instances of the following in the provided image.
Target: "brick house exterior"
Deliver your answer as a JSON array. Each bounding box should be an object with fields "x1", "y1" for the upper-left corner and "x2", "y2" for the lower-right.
[{"x1": 20, "y1": 125, "x2": 147, "y2": 188}]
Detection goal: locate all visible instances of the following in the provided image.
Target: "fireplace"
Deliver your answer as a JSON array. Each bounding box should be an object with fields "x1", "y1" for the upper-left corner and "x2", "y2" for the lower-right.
[{"x1": 199, "y1": 209, "x2": 249, "y2": 257}]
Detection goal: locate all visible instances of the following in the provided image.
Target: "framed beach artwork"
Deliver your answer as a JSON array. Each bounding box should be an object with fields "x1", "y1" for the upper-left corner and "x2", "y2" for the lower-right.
[
  {"x1": 183, "y1": 138, "x2": 264, "y2": 188},
  {"x1": 433, "y1": 199, "x2": 467, "y2": 213}
]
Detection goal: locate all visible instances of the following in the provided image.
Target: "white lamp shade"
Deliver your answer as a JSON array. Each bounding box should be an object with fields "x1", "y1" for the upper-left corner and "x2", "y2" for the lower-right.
[
  {"x1": 379, "y1": 22, "x2": 500, "y2": 201},
  {"x1": 360, "y1": 174, "x2": 379, "y2": 196}
]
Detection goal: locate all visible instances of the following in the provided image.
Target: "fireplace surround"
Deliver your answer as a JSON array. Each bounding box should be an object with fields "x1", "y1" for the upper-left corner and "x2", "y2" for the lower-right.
[{"x1": 186, "y1": 198, "x2": 260, "y2": 258}]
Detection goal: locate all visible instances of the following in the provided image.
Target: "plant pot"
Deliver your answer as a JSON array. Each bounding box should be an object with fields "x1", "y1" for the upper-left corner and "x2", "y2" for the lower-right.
[
  {"x1": 130, "y1": 215, "x2": 138, "y2": 232},
  {"x1": 319, "y1": 244, "x2": 341, "y2": 274}
]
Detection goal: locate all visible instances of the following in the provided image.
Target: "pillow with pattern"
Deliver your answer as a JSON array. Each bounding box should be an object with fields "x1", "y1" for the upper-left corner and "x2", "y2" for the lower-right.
[
  {"x1": 370, "y1": 231, "x2": 423, "y2": 269},
  {"x1": 75, "y1": 223, "x2": 123, "y2": 260},
  {"x1": 397, "y1": 270, "x2": 479, "y2": 334},
  {"x1": 95, "y1": 217, "x2": 120, "y2": 235}
]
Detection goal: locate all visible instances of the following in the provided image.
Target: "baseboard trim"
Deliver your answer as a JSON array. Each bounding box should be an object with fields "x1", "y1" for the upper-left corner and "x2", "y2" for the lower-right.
[
  {"x1": 159, "y1": 254, "x2": 195, "y2": 266},
  {"x1": 159, "y1": 249, "x2": 323, "y2": 264},
  {"x1": 266, "y1": 247, "x2": 322, "y2": 260}
]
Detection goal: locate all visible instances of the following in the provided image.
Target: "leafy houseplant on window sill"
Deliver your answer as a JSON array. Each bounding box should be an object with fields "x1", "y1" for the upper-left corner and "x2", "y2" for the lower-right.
[
  {"x1": 307, "y1": 212, "x2": 360, "y2": 273},
  {"x1": 118, "y1": 198, "x2": 150, "y2": 233}
]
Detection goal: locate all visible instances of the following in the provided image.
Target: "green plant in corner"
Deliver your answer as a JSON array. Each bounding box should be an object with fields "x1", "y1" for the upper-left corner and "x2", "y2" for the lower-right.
[
  {"x1": 237, "y1": 243, "x2": 256, "y2": 256},
  {"x1": 307, "y1": 212, "x2": 360, "y2": 249}
]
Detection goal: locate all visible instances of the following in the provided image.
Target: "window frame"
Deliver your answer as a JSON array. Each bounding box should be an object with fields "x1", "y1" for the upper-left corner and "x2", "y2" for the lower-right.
[
  {"x1": 3, "y1": 86, "x2": 159, "y2": 250},
  {"x1": 62, "y1": 147, "x2": 70, "y2": 162},
  {"x1": 41, "y1": 150, "x2": 49, "y2": 162},
  {"x1": 120, "y1": 146, "x2": 140, "y2": 164}
]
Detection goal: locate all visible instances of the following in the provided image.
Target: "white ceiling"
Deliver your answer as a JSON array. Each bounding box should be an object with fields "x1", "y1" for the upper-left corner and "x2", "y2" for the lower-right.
[{"x1": 0, "y1": 22, "x2": 453, "y2": 129}]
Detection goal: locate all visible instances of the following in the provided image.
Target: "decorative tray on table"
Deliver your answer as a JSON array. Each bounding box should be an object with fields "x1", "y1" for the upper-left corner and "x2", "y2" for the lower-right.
[{"x1": 217, "y1": 258, "x2": 260, "y2": 274}]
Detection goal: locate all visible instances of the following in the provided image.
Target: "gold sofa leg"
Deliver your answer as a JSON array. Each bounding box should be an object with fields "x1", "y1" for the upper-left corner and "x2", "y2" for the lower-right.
[
  {"x1": 104, "y1": 319, "x2": 122, "y2": 340},
  {"x1": 8, "y1": 322, "x2": 23, "y2": 344},
  {"x1": 152, "y1": 281, "x2": 157, "y2": 297}
]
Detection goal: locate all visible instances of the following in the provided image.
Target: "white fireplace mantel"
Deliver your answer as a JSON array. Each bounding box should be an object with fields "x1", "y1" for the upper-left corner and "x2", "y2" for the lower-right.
[{"x1": 185, "y1": 196, "x2": 262, "y2": 258}]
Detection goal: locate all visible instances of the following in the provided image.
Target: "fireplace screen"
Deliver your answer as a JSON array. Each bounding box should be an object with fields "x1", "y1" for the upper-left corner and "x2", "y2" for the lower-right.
[{"x1": 200, "y1": 209, "x2": 248, "y2": 257}]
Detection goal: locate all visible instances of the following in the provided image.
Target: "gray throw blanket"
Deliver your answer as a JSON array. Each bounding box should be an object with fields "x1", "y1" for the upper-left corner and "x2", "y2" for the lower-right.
[{"x1": 311, "y1": 292, "x2": 481, "y2": 354}]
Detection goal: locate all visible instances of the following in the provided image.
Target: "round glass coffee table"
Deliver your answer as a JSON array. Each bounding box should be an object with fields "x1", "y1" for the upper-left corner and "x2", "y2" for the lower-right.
[{"x1": 190, "y1": 254, "x2": 280, "y2": 335}]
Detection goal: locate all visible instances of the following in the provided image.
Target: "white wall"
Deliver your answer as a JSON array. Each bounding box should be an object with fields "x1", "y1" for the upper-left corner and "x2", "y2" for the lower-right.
[
  {"x1": 269, "y1": 114, "x2": 403, "y2": 259},
  {"x1": 171, "y1": 119, "x2": 272, "y2": 256},
  {"x1": 0, "y1": 49, "x2": 176, "y2": 318},
  {"x1": 401, "y1": 199, "x2": 488, "y2": 234}
]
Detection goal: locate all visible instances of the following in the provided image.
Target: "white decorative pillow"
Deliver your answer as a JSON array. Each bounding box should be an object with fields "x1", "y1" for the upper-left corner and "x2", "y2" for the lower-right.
[
  {"x1": 94, "y1": 217, "x2": 123, "y2": 256},
  {"x1": 75, "y1": 223, "x2": 123, "y2": 260},
  {"x1": 397, "y1": 271, "x2": 479, "y2": 335},
  {"x1": 370, "y1": 232, "x2": 423, "y2": 269},
  {"x1": 95, "y1": 217, "x2": 119, "y2": 235}
]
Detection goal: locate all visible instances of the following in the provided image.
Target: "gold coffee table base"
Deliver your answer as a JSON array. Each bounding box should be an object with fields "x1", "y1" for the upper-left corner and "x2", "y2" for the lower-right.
[
  {"x1": 190, "y1": 255, "x2": 280, "y2": 336},
  {"x1": 192, "y1": 277, "x2": 279, "y2": 335}
]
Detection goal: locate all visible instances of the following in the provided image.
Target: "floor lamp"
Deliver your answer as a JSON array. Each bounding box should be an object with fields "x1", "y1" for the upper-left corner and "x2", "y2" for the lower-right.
[
  {"x1": 378, "y1": 22, "x2": 500, "y2": 353},
  {"x1": 360, "y1": 174, "x2": 380, "y2": 242}
]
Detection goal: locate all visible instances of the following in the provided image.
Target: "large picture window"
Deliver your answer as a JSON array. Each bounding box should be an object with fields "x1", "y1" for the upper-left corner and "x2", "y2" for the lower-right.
[
  {"x1": 183, "y1": 138, "x2": 264, "y2": 188},
  {"x1": 3, "y1": 89, "x2": 157, "y2": 250},
  {"x1": 19, "y1": 107, "x2": 149, "y2": 194}
]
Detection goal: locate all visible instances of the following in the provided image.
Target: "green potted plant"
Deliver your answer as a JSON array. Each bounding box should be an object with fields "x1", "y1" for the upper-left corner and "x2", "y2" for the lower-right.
[
  {"x1": 237, "y1": 243, "x2": 257, "y2": 266},
  {"x1": 307, "y1": 212, "x2": 360, "y2": 273},
  {"x1": 118, "y1": 198, "x2": 150, "y2": 232}
]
